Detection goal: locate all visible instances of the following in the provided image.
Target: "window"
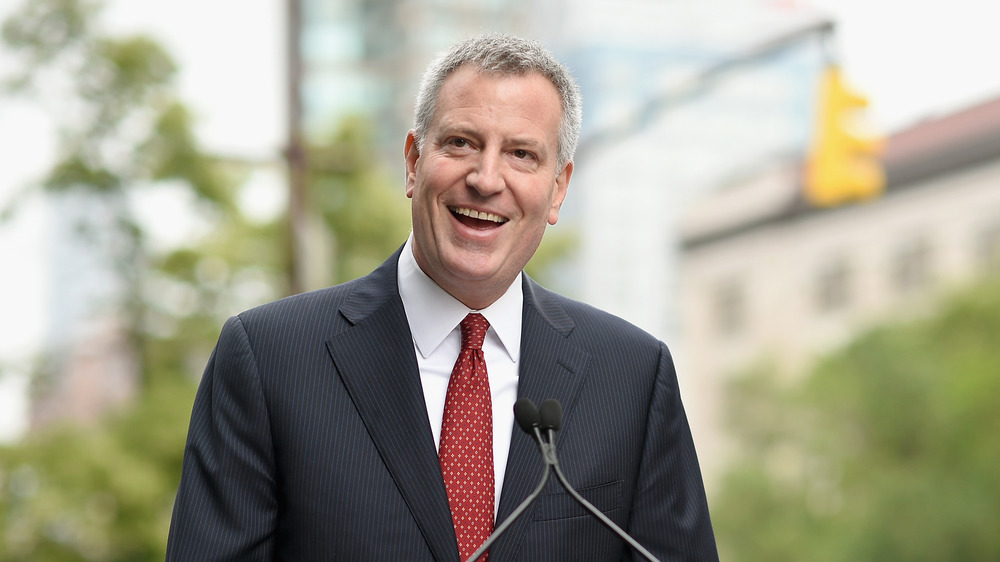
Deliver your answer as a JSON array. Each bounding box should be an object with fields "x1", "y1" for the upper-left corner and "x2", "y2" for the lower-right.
[
  {"x1": 713, "y1": 278, "x2": 746, "y2": 337},
  {"x1": 891, "y1": 238, "x2": 932, "y2": 294},
  {"x1": 975, "y1": 221, "x2": 1000, "y2": 276},
  {"x1": 815, "y1": 258, "x2": 851, "y2": 312}
]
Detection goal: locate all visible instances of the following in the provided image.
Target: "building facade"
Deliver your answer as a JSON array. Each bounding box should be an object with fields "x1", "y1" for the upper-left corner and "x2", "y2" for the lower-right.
[{"x1": 678, "y1": 95, "x2": 1000, "y2": 485}]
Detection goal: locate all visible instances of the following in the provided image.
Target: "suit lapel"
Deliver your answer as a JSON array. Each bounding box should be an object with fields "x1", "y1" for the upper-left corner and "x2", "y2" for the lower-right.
[
  {"x1": 326, "y1": 251, "x2": 459, "y2": 562},
  {"x1": 490, "y1": 277, "x2": 592, "y2": 561}
]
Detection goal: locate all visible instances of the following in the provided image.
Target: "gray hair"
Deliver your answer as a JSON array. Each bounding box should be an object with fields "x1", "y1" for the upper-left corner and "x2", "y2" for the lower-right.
[{"x1": 413, "y1": 33, "x2": 583, "y2": 170}]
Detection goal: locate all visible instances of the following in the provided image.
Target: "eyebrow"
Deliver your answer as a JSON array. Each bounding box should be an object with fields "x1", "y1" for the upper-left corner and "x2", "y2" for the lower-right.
[
  {"x1": 436, "y1": 124, "x2": 551, "y2": 158},
  {"x1": 438, "y1": 124, "x2": 543, "y2": 145},
  {"x1": 435, "y1": 124, "x2": 481, "y2": 140},
  {"x1": 507, "y1": 136, "x2": 545, "y2": 151}
]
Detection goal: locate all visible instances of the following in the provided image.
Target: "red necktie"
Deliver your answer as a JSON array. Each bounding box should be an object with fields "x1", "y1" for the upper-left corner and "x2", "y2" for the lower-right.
[{"x1": 439, "y1": 313, "x2": 494, "y2": 561}]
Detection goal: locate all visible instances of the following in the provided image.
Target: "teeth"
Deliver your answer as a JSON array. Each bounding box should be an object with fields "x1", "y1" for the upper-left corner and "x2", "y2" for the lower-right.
[{"x1": 451, "y1": 207, "x2": 508, "y2": 224}]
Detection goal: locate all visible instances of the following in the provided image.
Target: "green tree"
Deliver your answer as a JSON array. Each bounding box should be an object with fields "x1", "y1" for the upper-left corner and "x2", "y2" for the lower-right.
[
  {"x1": 712, "y1": 281, "x2": 1000, "y2": 561},
  {"x1": 0, "y1": 0, "x2": 259, "y2": 559},
  {"x1": 0, "y1": 371, "x2": 195, "y2": 561},
  {"x1": 1, "y1": 0, "x2": 246, "y2": 383},
  {"x1": 307, "y1": 115, "x2": 412, "y2": 284}
]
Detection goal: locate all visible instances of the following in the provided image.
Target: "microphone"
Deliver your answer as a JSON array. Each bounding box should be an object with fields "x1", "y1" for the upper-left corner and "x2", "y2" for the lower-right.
[
  {"x1": 466, "y1": 399, "x2": 553, "y2": 562},
  {"x1": 515, "y1": 396, "x2": 542, "y2": 433},
  {"x1": 527, "y1": 399, "x2": 661, "y2": 562},
  {"x1": 539, "y1": 398, "x2": 561, "y2": 431}
]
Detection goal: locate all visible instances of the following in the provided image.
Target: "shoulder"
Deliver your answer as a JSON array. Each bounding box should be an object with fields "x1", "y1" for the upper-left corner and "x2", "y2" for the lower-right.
[
  {"x1": 238, "y1": 279, "x2": 363, "y2": 327},
  {"x1": 523, "y1": 276, "x2": 663, "y2": 356},
  {"x1": 233, "y1": 248, "x2": 402, "y2": 340}
]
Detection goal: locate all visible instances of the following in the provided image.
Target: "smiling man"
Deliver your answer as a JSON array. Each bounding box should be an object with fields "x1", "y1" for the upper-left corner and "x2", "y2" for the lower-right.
[
  {"x1": 167, "y1": 33, "x2": 718, "y2": 562},
  {"x1": 404, "y1": 63, "x2": 571, "y2": 310}
]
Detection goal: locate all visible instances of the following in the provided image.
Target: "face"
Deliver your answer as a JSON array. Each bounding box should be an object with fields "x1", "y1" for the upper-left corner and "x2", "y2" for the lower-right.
[{"x1": 405, "y1": 65, "x2": 572, "y2": 309}]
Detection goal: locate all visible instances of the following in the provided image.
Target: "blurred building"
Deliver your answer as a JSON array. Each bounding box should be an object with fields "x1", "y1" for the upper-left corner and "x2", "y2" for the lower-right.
[
  {"x1": 28, "y1": 192, "x2": 138, "y2": 431},
  {"x1": 299, "y1": 0, "x2": 538, "y2": 166},
  {"x1": 565, "y1": 15, "x2": 825, "y2": 339},
  {"x1": 677, "y1": 95, "x2": 1000, "y2": 484},
  {"x1": 30, "y1": 317, "x2": 137, "y2": 429},
  {"x1": 554, "y1": 5, "x2": 831, "y2": 497}
]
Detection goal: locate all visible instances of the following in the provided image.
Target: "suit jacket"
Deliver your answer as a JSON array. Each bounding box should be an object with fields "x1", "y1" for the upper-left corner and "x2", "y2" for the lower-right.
[{"x1": 166, "y1": 247, "x2": 718, "y2": 561}]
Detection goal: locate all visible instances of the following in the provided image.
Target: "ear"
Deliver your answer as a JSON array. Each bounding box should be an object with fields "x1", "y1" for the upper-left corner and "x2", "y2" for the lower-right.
[
  {"x1": 548, "y1": 161, "x2": 573, "y2": 225},
  {"x1": 404, "y1": 130, "x2": 420, "y2": 198}
]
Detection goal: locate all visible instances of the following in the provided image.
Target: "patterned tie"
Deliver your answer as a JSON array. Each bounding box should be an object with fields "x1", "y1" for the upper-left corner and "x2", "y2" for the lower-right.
[{"x1": 439, "y1": 313, "x2": 494, "y2": 561}]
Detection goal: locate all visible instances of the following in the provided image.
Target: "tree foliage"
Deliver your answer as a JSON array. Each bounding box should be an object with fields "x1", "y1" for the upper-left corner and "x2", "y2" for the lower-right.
[
  {"x1": 712, "y1": 280, "x2": 1000, "y2": 561},
  {"x1": 0, "y1": 371, "x2": 195, "y2": 561},
  {"x1": 2, "y1": 0, "x2": 246, "y2": 385},
  {"x1": 307, "y1": 115, "x2": 411, "y2": 284},
  {"x1": 0, "y1": 1, "x2": 577, "y2": 559},
  {"x1": 0, "y1": 1, "x2": 255, "y2": 558}
]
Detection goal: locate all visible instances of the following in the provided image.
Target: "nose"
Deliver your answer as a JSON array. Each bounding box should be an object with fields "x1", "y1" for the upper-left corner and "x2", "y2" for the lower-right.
[{"x1": 466, "y1": 150, "x2": 504, "y2": 196}]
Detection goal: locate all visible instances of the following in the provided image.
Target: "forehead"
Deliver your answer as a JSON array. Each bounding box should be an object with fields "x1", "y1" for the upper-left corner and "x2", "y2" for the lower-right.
[{"x1": 431, "y1": 66, "x2": 563, "y2": 139}]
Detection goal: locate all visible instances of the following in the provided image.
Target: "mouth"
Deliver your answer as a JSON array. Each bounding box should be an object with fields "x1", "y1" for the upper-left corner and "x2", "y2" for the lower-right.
[{"x1": 449, "y1": 206, "x2": 509, "y2": 230}]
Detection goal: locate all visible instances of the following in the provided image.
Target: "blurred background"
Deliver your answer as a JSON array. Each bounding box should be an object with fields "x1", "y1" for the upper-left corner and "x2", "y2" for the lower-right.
[{"x1": 1, "y1": 0, "x2": 998, "y2": 559}]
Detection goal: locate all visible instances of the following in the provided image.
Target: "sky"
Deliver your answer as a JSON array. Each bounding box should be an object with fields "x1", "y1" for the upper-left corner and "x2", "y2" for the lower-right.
[
  {"x1": 1, "y1": 0, "x2": 999, "y2": 440},
  {"x1": 812, "y1": 0, "x2": 1000, "y2": 130}
]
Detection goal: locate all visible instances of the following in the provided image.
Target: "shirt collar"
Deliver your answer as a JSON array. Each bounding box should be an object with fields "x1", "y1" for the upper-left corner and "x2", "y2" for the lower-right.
[{"x1": 398, "y1": 234, "x2": 522, "y2": 362}]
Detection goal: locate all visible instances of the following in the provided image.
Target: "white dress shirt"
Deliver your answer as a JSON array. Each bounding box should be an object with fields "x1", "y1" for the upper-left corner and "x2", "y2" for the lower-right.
[{"x1": 397, "y1": 235, "x2": 521, "y2": 516}]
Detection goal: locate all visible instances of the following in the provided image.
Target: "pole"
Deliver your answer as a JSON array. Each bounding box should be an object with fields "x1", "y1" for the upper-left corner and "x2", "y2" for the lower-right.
[
  {"x1": 285, "y1": 0, "x2": 307, "y2": 295},
  {"x1": 575, "y1": 18, "x2": 836, "y2": 161}
]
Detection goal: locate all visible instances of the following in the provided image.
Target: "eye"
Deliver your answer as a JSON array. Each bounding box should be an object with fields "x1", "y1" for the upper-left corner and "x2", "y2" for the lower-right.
[
  {"x1": 450, "y1": 138, "x2": 470, "y2": 148},
  {"x1": 512, "y1": 149, "x2": 534, "y2": 160}
]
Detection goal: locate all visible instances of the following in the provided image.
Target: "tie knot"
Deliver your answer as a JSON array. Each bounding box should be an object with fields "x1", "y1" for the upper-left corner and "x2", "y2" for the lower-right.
[{"x1": 459, "y1": 313, "x2": 490, "y2": 350}]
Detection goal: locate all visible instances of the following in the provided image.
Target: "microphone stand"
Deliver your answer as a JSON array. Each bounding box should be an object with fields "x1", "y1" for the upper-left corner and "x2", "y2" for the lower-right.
[
  {"x1": 466, "y1": 450, "x2": 550, "y2": 561},
  {"x1": 467, "y1": 399, "x2": 660, "y2": 562},
  {"x1": 466, "y1": 400, "x2": 552, "y2": 562},
  {"x1": 543, "y1": 428, "x2": 660, "y2": 562}
]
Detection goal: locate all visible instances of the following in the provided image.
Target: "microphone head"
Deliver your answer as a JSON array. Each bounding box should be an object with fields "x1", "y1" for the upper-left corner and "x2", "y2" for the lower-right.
[
  {"x1": 513, "y1": 398, "x2": 540, "y2": 434},
  {"x1": 539, "y1": 399, "x2": 562, "y2": 432}
]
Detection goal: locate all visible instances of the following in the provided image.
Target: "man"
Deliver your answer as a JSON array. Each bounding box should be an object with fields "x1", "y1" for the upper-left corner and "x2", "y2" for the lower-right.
[{"x1": 167, "y1": 33, "x2": 718, "y2": 561}]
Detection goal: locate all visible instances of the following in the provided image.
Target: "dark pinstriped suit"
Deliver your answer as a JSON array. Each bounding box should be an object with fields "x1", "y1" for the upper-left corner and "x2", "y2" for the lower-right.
[{"x1": 167, "y1": 246, "x2": 718, "y2": 561}]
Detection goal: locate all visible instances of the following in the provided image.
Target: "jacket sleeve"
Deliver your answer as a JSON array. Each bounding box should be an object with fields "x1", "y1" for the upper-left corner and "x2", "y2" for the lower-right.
[
  {"x1": 166, "y1": 315, "x2": 278, "y2": 561},
  {"x1": 626, "y1": 342, "x2": 719, "y2": 561}
]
